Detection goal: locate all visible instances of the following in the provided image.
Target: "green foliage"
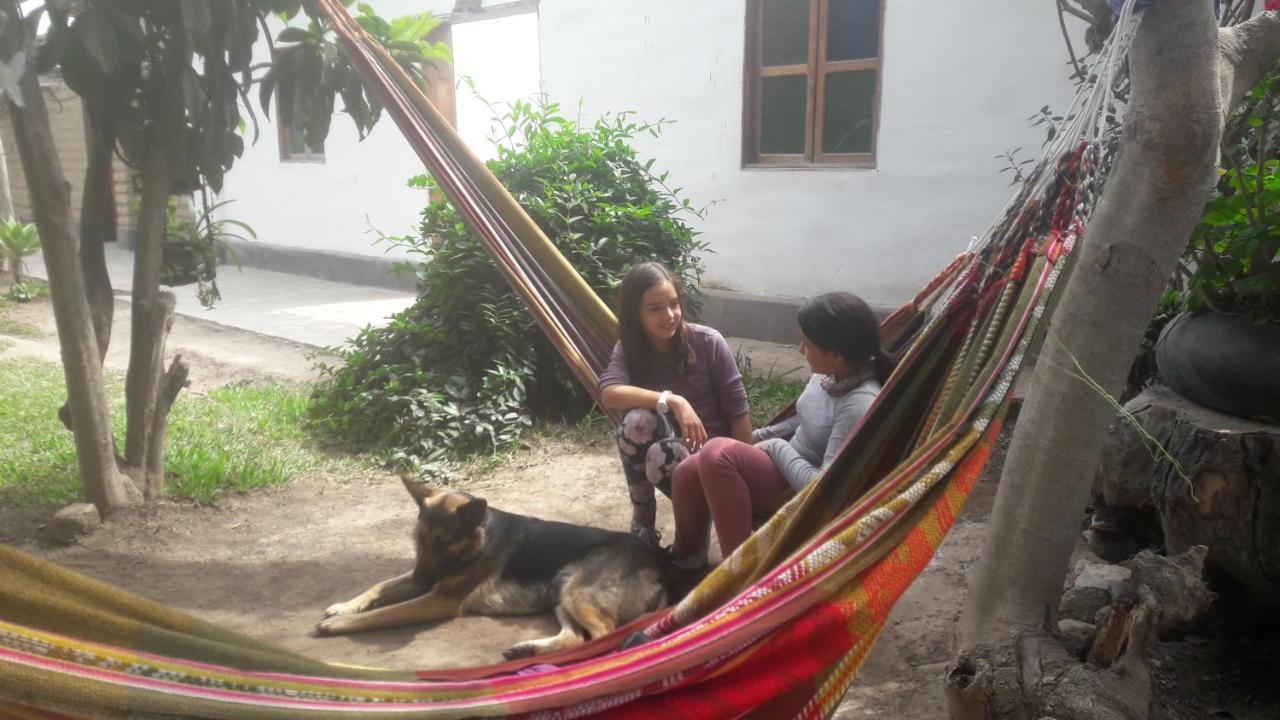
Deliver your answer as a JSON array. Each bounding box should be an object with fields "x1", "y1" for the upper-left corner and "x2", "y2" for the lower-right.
[
  {"x1": 0, "y1": 357, "x2": 359, "y2": 506},
  {"x1": 42, "y1": 1, "x2": 448, "y2": 194},
  {"x1": 310, "y1": 101, "x2": 708, "y2": 472},
  {"x1": 160, "y1": 199, "x2": 256, "y2": 308},
  {"x1": 0, "y1": 218, "x2": 40, "y2": 283},
  {"x1": 736, "y1": 351, "x2": 806, "y2": 430},
  {"x1": 1185, "y1": 66, "x2": 1280, "y2": 325},
  {"x1": 5, "y1": 281, "x2": 48, "y2": 303},
  {"x1": 260, "y1": 4, "x2": 450, "y2": 148}
]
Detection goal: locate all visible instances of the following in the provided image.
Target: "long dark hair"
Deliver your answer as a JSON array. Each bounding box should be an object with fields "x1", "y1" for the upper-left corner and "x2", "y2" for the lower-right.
[
  {"x1": 797, "y1": 292, "x2": 896, "y2": 384},
  {"x1": 617, "y1": 262, "x2": 693, "y2": 383}
]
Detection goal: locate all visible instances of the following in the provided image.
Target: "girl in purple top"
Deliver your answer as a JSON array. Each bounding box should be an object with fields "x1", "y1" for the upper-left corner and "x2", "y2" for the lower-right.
[{"x1": 598, "y1": 262, "x2": 752, "y2": 546}]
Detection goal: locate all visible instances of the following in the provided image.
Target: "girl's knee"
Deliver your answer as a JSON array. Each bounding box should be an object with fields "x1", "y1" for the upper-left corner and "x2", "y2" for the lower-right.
[
  {"x1": 617, "y1": 408, "x2": 660, "y2": 453},
  {"x1": 700, "y1": 437, "x2": 739, "y2": 467},
  {"x1": 645, "y1": 438, "x2": 689, "y2": 487}
]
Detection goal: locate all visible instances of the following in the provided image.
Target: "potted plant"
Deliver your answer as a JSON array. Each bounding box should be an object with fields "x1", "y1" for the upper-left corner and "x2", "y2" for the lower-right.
[
  {"x1": 161, "y1": 198, "x2": 255, "y2": 308},
  {"x1": 0, "y1": 217, "x2": 43, "y2": 301},
  {"x1": 1154, "y1": 67, "x2": 1280, "y2": 422}
]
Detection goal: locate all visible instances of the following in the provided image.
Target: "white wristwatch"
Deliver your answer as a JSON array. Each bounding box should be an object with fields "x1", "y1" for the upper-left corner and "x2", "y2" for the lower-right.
[{"x1": 656, "y1": 390, "x2": 671, "y2": 415}]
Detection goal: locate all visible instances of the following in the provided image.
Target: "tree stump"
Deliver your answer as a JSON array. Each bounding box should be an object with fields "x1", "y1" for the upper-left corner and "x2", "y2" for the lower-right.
[{"x1": 1092, "y1": 385, "x2": 1280, "y2": 605}]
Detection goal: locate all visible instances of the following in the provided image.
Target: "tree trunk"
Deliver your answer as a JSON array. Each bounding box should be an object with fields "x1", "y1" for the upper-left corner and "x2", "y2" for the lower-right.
[
  {"x1": 959, "y1": 0, "x2": 1222, "y2": 650},
  {"x1": 123, "y1": 17, "x2": 190, "y2": 493},
  {"x1": 0, "y1": 131, "x2": 13, "y2": 219},
  {"x1": 951, "y1": 4, "x2": 1280, "y2": 717},
  {"x1": 57, "y1": 111, "x2": 119, "y2": 432},
  {"x1": 0, "y1": 1, "x2": 140, "y2": 510},
  {"x1": 80, "y1": 111, "x2": 116, "y2": 359}
]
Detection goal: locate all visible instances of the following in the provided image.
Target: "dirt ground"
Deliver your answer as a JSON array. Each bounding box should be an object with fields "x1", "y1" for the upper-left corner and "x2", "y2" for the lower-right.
[{"x1": 1, "y1": 293, "x2": 1273, "y2": 719}]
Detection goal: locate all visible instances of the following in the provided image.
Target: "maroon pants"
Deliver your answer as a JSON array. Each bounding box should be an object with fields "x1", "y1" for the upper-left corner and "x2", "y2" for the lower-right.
[{"x1": 672, "y1": 437, "x2": 792, "y2": 561}]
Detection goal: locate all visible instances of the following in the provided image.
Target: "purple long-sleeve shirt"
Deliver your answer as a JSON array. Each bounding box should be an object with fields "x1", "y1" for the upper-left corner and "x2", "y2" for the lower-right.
[{"x1": 597, "y1": 323, "x2": 750, "y2": 438}]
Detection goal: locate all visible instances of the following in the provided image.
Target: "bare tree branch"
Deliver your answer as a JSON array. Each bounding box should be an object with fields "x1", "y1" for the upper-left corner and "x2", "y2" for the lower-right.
[
  {"x1": 1058, "y1": 0, "x2": 1088, "y2": 81},
  {"x1": 1219, "y1": 11, "x2": 1280, "y2": 114}
]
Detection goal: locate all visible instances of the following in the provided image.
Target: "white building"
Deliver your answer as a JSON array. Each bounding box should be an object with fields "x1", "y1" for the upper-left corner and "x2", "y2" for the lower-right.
[{"x1": 218, "y1": 0, "x2": 1079, "y2": 342}]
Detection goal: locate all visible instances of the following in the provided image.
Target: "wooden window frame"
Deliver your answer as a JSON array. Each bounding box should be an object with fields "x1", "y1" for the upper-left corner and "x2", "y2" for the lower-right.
[
  {"x1": 742, "y1": 0, "x2": 885, "y2": 169},
  {"x1": 277, "y1": 116, "x2": 325, "y2": 164},
  {"x1": 274, "y1": 48, "x2": 325, "y2": 164}
]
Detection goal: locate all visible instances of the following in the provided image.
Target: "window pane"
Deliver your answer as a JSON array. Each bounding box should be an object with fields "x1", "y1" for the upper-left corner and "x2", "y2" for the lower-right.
[
  {"x1": 289, "y1": 125, "x2": 307, "y2": 155},
  {"x1": 827, "y1": 0, "x2": 879, "y2": 61},
  {"x1": 762, "y1": 0, "x2": 811, "y2": 67},
  {"x1": 760, "y1": 74, "x2": 807, "y2": 155},
  {"x1": 822, "y1": 70, "x2": 875, "y2": 154}
]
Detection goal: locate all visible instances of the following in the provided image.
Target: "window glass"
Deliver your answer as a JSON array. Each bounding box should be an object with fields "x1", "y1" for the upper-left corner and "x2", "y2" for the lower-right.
[
  {"x1": 822, "y1": 70, "x2": 876, "y2": 154},
  {"x1": 762, "y1": 0, "x2": 811, "y2": 66},
  {"x1": 761, "y1": 74, "x2": 808, "y2": 154},
  {"x1": 826, "y1": 0, "x2": 879, "y2": 62}
]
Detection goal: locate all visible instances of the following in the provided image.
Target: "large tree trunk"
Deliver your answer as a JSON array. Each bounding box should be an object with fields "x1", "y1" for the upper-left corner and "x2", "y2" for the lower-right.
[
  {"x1": 0, "y1": 131, "x2": 13, "y2": 219},
  {"x1": 950, "y1": 4, "x2": 1280, "y2": 717},
  {"x1": 57, "y1": 111, "x2": 119, "y2": 432},
  {"x1": 0, "y1": 1, "x2": 140, "y2": 510},
  {"x1": 123, "y1": 16, "x2": 189, "y2": 495},
  {"x1": 80, "y1": 111, "x2": 116, "y2": 359}
]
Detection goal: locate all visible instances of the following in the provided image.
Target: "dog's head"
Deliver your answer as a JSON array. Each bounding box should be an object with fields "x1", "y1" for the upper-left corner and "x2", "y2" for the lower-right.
[{"x1": 401, "y1": 475, "x2": 488, "y2": 589}]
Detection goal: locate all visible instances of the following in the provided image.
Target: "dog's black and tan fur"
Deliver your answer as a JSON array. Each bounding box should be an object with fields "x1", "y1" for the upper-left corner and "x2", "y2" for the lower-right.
[{"x1": 316, "y1": 477, "x2": 670, "y2": 659}]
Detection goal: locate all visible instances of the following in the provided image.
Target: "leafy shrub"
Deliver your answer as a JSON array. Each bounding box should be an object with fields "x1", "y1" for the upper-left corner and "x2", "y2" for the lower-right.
[
  {"x1": 309, "y1": 101, "x2": 707, "y2": 472},
  {"x1": 160, "y1": 198, "x2": 255, "y2": 309},
  {"x1": 0, "y1": 218, "x2": 40, "y2": 286},
  {"x1": 1183, "y1": 66, "x2": 1280, "y2": 326}
]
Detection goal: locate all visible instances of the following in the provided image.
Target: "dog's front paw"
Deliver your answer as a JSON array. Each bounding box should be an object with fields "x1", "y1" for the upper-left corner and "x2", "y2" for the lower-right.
[
  {"x1": 502, "y1": 642, "x2": 538, "y2": 661},
  {"x1": 315, "y1": 614, "x2": 358, "y2": 636},
  {"x1": 322, "y1": 600, "x2": 364, "y2": 619}
]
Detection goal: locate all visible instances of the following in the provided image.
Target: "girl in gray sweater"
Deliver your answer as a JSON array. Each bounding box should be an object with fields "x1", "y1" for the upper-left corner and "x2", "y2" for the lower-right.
[{"x1": 669, "y1": 292, "x2": 894, "y2": 569}]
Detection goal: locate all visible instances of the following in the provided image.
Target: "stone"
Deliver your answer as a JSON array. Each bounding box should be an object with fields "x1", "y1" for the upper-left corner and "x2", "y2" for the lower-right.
[
  {"x1": 1070, "y1": 560, "x2": 1133, "y2": 596},
  {"x1": 1059, "y1": 585, "x2": 1113, "y2": 624},
  {"x1": 1057, "y1": 619, "x2": 1096, "y2": 660},
  {"x1": 1093, "y1": 385, "x2": 1280, "y2": 606},
  {"x1": 48, "y1": 503, "x2": 101, "y2": 545}
]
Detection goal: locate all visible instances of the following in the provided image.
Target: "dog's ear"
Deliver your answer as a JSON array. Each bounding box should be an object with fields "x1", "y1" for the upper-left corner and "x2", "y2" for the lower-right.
[
  {"x1": 401, "y1": 474, "x2": 437, "y2": 506},
  {"x1": 456, "y1": 496, "x2": 488, "y2": 530}
]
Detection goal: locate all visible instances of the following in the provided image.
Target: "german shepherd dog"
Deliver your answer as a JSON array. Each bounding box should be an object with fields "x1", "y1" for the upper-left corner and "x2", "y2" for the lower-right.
[{"x1": 315, "y1": 477, "x2": 670, "y2": 659}]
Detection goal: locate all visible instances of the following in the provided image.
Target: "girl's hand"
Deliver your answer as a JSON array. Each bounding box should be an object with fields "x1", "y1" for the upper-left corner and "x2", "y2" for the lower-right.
[{"x1": 669, "y1": 394, "x2": 708, "y2": 450}]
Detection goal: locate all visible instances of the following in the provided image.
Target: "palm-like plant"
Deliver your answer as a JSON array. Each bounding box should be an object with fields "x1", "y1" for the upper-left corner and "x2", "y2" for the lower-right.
[
  {"x1": 161, "y1": 198, "x2": 257, "y2": 308},
  {"x1": 0, "y1": 218, "x2": 40, "y2": 283}
]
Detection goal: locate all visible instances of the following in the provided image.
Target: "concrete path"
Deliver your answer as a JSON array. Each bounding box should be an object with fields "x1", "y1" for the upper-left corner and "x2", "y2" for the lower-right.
[
  {"x1": 25, "y1": 245, "x2": 417, "y2": 349},
  {"x1": 25, "y1": 245, "x2": 809, "y2": 380}
]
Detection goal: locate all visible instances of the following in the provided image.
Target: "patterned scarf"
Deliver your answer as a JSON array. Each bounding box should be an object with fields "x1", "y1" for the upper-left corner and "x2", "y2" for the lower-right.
[{"x1": 819, "y1": 368, "x2": 875, "y2": 397}]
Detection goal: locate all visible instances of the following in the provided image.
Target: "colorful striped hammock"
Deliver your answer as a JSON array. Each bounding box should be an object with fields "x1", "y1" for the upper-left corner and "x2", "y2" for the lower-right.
[{"x1": 0, "y1": 1, "x2": 1143, "y2": 717}]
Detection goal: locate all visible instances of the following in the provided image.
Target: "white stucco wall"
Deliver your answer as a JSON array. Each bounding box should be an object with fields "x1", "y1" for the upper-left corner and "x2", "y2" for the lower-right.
[
  {"x1": 216, "y1": 0, "x2": 538, "y2": 260},
  {"x1": 537, "y1": 0, "x2": 1080, "y2": 308}
]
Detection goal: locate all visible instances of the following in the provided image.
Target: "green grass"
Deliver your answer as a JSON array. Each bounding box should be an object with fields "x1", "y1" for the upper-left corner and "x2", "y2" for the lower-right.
[
  {"x1": 0, "y1": 315, "x2": 42, "y2": 337},
  {"x1": 0, "y1": 357, "x2": 362, "y2": 507},
  {"x1": 737, "y1": 352, "x2": 805, "y2": 429}
]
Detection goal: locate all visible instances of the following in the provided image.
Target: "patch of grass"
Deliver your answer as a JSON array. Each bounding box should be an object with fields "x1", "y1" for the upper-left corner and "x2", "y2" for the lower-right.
[
  {"x1": 738, "y1": 352, "x2": 805, "y2": 429},
  {"x1": 5, "y1": 279, "x2": 49, "y2": 303},
  {"x1": 0, "y1": 315, "x2": 42, "y2": 337},
  {"x1": 0, "y1": 357, "x2": 362, "y2": 507}
]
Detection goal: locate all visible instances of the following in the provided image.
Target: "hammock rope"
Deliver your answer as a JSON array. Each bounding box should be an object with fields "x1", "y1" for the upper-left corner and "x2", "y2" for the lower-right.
[{"x1": 0, "y1": 1, "x2": 1143, "y2": 716}]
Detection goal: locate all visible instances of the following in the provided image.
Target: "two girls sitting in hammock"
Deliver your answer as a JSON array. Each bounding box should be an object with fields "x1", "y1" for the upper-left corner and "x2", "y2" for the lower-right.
[{"x1": 598, "y1": 262, "x2": 895, "y2": 575}]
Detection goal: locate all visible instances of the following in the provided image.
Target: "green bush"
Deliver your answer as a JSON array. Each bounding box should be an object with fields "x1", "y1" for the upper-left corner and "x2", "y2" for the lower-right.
[
  {"x1": 309, "y1": 101, "x2": 707, "y2": 472},
  {"x1": 1183, "y1": 65, "x2": 1280, "y2": 326}
]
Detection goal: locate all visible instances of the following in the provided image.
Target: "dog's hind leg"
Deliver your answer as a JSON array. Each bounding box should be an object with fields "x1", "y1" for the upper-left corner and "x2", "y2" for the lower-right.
[
  {"x1": 560, "y1": 589, "x2": 618, "y2": 640},
  {"x1": 316, "y1": 590, "x2": 462, "y2": 635},
  {"x1": 322, "y1": 572, "x2": 425, "y2": 619},
  {"x1": 502, "y1": 605, "x2": 587, "y2": 660}
]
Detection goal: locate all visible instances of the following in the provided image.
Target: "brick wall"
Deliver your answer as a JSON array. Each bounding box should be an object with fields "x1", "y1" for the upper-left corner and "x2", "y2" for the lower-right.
[{"x1": 0, "y1": 81, "x2": 139, "y2": 232}]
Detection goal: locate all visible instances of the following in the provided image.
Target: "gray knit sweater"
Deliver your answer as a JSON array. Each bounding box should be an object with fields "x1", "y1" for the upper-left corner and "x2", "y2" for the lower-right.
[{"x1": 752, "y1": 374, "x2": 880, "y2": 491}]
